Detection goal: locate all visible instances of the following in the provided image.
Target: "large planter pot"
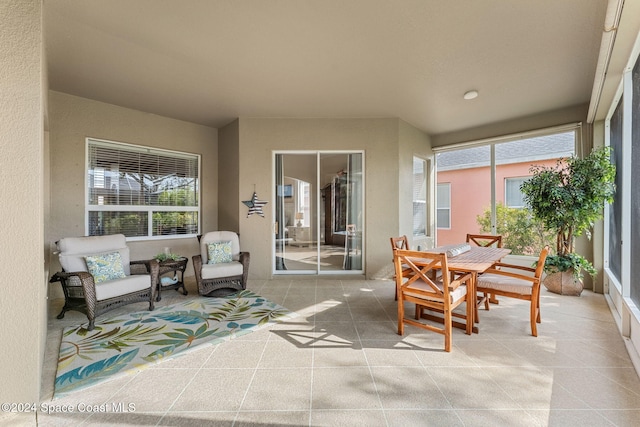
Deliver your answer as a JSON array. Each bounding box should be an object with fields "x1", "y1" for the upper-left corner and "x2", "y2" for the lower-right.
[{"x1": 543, "y1": 270, "x2": 583, "y2": 296}]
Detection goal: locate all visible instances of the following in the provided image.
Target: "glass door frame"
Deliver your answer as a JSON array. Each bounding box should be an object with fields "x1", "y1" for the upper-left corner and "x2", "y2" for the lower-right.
[{"x1": 272, "y1": 150, "x2": 365, "y2": 276}]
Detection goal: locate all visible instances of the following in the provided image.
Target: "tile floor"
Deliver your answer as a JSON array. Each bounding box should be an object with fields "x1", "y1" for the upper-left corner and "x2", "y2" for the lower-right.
[{"x1": 10, "y1": 277, "x2": 640, "y2": 426}]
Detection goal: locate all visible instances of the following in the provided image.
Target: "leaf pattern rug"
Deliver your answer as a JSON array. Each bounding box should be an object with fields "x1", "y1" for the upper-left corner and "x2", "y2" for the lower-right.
[{"x1": 54, "y1": 290, "x2": 296, "y2": 397}]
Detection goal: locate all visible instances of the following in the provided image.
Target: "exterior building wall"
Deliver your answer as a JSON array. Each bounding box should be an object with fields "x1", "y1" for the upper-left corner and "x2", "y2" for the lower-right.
[{"x1": 437, "y1": 159, "x2": 557, "y2": 246}]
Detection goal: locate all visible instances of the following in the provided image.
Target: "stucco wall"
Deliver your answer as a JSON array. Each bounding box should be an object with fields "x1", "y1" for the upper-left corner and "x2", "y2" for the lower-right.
[
  {"x1": 0, "y1": 0, "x2": 45, "y2": 404},
  {"x1": 48, "y1": 91, "x2": 218, "y2": 295},
  {"x1": 218, "y1": 119, "x2": 240, "y2": 232},
  {"x1": 234, "y1": 118, "x2": 427, "y2": 279}
]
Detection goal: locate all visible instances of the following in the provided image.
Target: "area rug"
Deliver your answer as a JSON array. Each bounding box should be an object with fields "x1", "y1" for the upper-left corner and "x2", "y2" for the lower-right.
[{"x1": 54, "y1": 290, "x2": 296, "y2": 397}]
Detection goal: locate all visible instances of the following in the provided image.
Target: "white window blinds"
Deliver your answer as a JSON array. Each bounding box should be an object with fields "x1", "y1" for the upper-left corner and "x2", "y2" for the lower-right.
[{"x1": 86, "y1": 138, "x2": 200, "y2": 239}]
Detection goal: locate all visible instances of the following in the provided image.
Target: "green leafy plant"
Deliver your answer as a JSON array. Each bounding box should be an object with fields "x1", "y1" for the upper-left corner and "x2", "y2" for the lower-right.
[
  {"x1": 154, "y1": 252, "x2": 182, "y2": 262},
  {"x1": 520, "y1": 146, "x2": 616, "y2": 281},
  {"x1": 477, "y1": 203, "x2": 555, "y2": 256},
  {"x1": 543, "y1": 252, "x2": 597, "y2": 281}
]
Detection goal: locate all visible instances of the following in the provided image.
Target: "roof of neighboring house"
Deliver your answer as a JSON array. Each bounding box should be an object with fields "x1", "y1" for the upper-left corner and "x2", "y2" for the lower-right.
[{"x1": 437, "y1": 132, "x2": 575, "y2": 171}]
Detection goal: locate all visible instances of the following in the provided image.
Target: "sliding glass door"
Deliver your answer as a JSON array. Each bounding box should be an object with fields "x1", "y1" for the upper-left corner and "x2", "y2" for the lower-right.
[
  {"x1": 274, "y1": 151, "x2": 363, "y2": 274},
  {"x1": 274, "y1": 153, "x2": 317, "y2": 273}
]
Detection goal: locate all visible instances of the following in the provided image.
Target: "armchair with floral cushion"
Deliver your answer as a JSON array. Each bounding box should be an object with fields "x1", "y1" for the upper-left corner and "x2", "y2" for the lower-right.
[
  {"x1": 193, "y1": 231, "x2": 250, "y2": 297},
  {"x1": 49, "y1": 234, "x2": 159, "y2": 330}
]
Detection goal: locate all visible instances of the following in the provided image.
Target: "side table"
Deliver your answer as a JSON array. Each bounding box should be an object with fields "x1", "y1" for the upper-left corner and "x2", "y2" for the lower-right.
[{"x1": 157, "y1": 257, "x2": 189, "y2": 301}]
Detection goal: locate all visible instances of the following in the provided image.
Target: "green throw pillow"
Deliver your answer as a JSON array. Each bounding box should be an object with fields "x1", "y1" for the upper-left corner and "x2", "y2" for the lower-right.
[
  {"x1": 207, "y1": 241, "x2": 233, "y2": 264},
  {"x1": 85, "y1": 251, "x2": 126, "y2": 284}
]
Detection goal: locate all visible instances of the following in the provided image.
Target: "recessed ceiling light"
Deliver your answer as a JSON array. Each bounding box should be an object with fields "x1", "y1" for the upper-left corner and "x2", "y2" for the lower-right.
[{"x1": 463, "y1": 90, "x2": 479, "y2": 100}]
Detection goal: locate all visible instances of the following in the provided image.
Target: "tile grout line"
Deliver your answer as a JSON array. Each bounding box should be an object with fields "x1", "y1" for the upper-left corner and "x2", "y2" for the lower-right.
[{"x1": 347, "y1": 279, "x2": 391, "y2": 426}]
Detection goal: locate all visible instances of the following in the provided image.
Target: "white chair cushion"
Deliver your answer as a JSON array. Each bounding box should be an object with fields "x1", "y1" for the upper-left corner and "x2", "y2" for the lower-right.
[
  {"x1": 402, "y1": 278, "x2": 468, "y2": 303},
  {"x1": 478, "y1": 273, "x2": 534, "y2": 295},
  {"x1": 57, "y1": 234, "x2": 131, "y2": 275},
  {"x1": 95, "y1": 274, "x2": 150, "y2": 301},
  {"x1": 201, "y1": 261, "x2": 243, "y2": 280},
  {"x1": 200, "y1": 231, "x2": 240, "y2": 263}
]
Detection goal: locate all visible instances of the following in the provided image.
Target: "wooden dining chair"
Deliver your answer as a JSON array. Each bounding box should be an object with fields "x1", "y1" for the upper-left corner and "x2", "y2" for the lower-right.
[
  {"x1": 466, "y1": 234, "x2": 503, "y2": 249},
  {"x1": 466, "y1": 233, "x2": 503, "y2": 305},
  {"x1": 390, "y1": 236, "x2": 410, "y2": 300},
  {"x1": 390, "y1": 235, "x2": 409, "y2": 251},
  {"x1": 393, "y1": 249, "x2": 474, "y2": 352},
  {"x1": 476, "y1": 247, "x2": 549, "y2": 336}
]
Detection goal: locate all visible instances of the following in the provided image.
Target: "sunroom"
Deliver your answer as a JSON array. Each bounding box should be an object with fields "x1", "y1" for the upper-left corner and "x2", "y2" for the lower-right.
[{"x1": 3, "y1": 1, "x2": 640, "y2": 424}]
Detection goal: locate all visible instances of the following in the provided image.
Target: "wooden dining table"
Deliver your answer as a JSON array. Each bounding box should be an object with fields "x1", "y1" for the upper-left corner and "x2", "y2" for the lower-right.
[{"x1": 422, "y1": 245, "x2": 512, "y2": 333}]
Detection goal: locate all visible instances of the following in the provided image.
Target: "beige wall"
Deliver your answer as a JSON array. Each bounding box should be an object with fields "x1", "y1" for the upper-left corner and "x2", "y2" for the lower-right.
[
  {"x1": 48, "y1": 91, "x2": 218, "y2": 294},
  {"x1": 46, "y1": 99, "x2": 433, "y2": 285},
  {"x1": 218, "y1": 119, "x2": 240, "y2": 232},
  {"x1": 233, "y1": 118, "x2": 429, "y2": 279},
  {"x1": 0, "y1": 0, "x2": 45, "y2": 404}
]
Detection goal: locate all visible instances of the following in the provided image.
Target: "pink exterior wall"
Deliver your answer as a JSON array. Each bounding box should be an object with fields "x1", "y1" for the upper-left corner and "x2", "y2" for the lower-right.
[{"x1": 437, "y1": 159, "x2": 557, "y2": 246}]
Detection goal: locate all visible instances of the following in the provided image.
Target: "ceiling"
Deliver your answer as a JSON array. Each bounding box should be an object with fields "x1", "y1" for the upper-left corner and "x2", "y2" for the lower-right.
[{"x1": 44, "y1": 0, "x2": 608, "y2": 137}]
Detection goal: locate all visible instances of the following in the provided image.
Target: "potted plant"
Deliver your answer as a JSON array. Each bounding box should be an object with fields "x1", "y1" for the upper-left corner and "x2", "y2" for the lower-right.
[
  {"x1": 520, "y1": 146, "x2": 615, "y2": 295},
  {"x1": 154, "y1": 252, "x2": 182, "y2": 262}
]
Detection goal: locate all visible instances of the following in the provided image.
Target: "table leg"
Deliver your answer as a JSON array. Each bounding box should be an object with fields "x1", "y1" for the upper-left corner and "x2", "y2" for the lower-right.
[{"x1": 471, "y1": 272, "x2": 480, "y2": 331}]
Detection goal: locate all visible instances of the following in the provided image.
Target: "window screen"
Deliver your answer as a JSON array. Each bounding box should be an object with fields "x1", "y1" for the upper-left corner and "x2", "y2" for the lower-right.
[
  {"x1": 631, "y1": 55, "x2": 640, "y2": 306},
  {"x1": 608, "y1": 97, "x2": 623, "y2": 283}
]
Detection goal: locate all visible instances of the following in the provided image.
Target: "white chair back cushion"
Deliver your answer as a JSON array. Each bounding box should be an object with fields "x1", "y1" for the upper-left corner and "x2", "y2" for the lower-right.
[
  {"x1": 57, "y1": 234, "x2": 131, "y2": 276},
  {"x1": 200, "y1": 231, "x2": 240, "y2": 262}
]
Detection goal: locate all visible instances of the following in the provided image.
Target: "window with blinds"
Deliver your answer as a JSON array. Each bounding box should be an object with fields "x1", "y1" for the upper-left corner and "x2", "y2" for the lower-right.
[
  {"x1": 505, "y1": 177, "x2": 527, "y2": 208},
  {"x1": 412, "y1": 157, "x2": 427, "y2": 236},
  {"x1": 86, "y1": 138, "x2": 200, "y2": 239},
  {"x1": 436, "y1": 183, "x2": 451, "y2": 229}
]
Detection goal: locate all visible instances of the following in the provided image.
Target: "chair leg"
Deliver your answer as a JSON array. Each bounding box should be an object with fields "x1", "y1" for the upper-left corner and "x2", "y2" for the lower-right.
[
  {"x1": 530, "y1": 301, "x2": 538, "y2": 337},
  {"x1": 444, "y1": 308, "x2": 452, "y2": 352},
  {"x1": 474, "y1": 297, "x2": 480, "y2": 325},
  {"x1": 532, "y1": 289, "x2": 542, "y2": 336},
  {"x1": 483, "y1": 292, "x2": 490, "y2": 310},
  {"x1": 397, "y1": 295, "x2": 405, "y2": 336},
  {"x1": 466, "y1": 293, "x2": 474, "y2": 335},
  {"x1": 489, "y1": 293, "x2": 499, "y2": 304}
]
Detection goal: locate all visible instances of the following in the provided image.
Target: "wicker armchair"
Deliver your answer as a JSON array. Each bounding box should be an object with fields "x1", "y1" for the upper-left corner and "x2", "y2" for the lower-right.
[
  {"x1": 193, "y1": 231, "x2": 250, "y2": 296},
  {"x1": 49, "y1": 234, "x2": 159, "y2": 330}
]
